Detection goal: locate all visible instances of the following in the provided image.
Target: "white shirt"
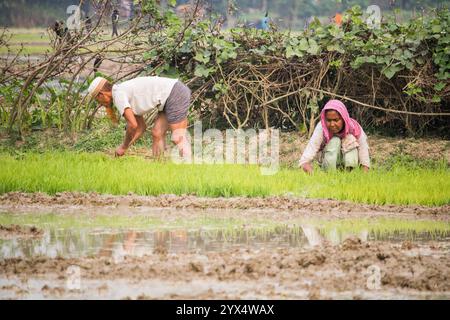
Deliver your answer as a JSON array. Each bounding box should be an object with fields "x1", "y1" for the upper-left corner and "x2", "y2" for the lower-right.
[
  {"x1": 112, "y1": 76, "x2": 178, "y2": 116},
  {"x1": 299, "y1": 122, "x2": 371, "y2": 168}
]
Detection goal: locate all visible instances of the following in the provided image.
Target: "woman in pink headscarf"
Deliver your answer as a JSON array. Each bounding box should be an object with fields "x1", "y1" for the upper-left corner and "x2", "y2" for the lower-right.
[{"x1": 299, "y1": 99, "x2": 370, "y2": 174}]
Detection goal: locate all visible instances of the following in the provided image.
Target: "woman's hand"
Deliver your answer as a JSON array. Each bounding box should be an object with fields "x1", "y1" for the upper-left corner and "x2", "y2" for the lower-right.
[
  {"x1": 362, "y1": 165, "x2": 369, "y2": 173},
  {"x1": 302, "y1": 163, "x2": 313, "y2": 174}
]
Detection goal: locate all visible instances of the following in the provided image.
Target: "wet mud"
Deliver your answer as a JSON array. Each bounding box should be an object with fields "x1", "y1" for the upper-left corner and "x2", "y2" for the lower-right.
[
  {"x1": 0, "y1": 193, "x2": 449, "y2": 299},
  {"x1": 0, "y1": 238, "x2": 449, "y2": 299},
  {"x1": 1, "y1": 192, "x2": 449, "y2": 217}
]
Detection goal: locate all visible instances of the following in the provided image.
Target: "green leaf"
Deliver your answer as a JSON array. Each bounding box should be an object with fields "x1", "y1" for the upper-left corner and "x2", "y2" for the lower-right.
[
  {"x1": 142, "y1": 49, "x2": 158, "y2": 61},
  {"x1": 351, "y1": 56, "x2": 375, "y2": 68},
  {"x1": 298, "y1": 38, "x2": 309, "y2": 51},
  {"x1": 289, "y1": 37, "x2": 299, "y2": 46},
  {"x1": 286, "y1": 46, "x2": 294, "y2": 58},
  {"x1": 160, "y1": 66, "x2": 180, "y2": 79},
  {"x1": 307, "y1": 39, "x2": 320, "y2": 55},
  {"x1": 330, "y1": 59, "x2": 343, "y2": 68},
  {"x1": 250, "y1": 46, "x2": 267, "y2": 55},
  {"x1": 434, "y1": 82, "x2": 446, "y2": 91},
  {"x1": 432, "y1": 25, "x2": 442, "y2": 33},
  {"x1": 329, "y1": 25, "x2": 344, "y2": 39},
  {"x1": 194, "y1": 52, "x2": 210, "y2": 64},
  {"x1": 383, "y1": 65, "x2": 402, "y2": 79},
  {"x1": 154, "y1": 63, "x2": 170, "y2": 76},
  {"x1": 179, "y1": 40, "x2": 193, "y2": 53},
  {"x1": 403, "y1": 49, "x2": 413, "y2": 59},
  {"x1": 352, "y1": 56, "x2": 366, "y2": 68},
  {"x1": 393, "y1": 48, "x2": 403, "y2": 59},
  {"x1": 431, "y1": 95, "x2": 441, "y2": 103},
  {"x1": 286, "y1": 45, "x2": 303, "y2": 58},
  {"x1": 194, "y1": 64, "x2": 213, "y2": 78},
  {"x1": 229, "y1": 50, "x2": 237, "y2": 59},
  {"x1": 213, "y1": 82, "x2": 229, "y2": 94},
  {"x1": 405, "y1": 61, "x2": 414, "y2": 70},
  {"x1": 376, "y1": 56, "x2": 389, "y2": 64},
  {"x1": 365, "y1": 55, "x2": 376, "y2": 64}
]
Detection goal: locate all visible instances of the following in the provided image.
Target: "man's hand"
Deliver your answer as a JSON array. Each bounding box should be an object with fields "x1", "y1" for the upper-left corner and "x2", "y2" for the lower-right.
[
  {"x1": 115, "y1": 145, "x2": 127, "y2": 157},
  {"x1": 302, "y1": 163, "x2": 313, "y2": 174}
]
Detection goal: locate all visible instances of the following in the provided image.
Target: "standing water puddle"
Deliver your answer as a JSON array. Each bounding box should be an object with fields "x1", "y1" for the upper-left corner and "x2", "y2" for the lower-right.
[
  {"x1": 1, "y1": 210, "x2": 449, "y2": 299},
  {"x1": 0, "y1": 212, "x2": 449, "y2": 260}
]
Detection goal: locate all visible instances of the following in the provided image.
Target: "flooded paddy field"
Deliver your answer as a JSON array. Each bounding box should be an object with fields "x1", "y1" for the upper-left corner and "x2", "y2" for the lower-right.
[{"x1": 0, "y1": 193, "x2": 449, "y2": 300}]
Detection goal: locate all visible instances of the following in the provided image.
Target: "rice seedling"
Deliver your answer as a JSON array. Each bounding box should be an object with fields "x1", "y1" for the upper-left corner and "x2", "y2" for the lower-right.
[{"x1": 0, "y1": 152, "x2": 448, "y2": 206}]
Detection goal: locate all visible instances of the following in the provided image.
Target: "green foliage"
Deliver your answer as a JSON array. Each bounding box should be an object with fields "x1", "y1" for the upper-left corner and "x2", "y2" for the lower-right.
[
  {"x1": 0, "y1": 76, "x2": 101, "y2": 133},
  {"x1": 137, "y1": 5, "x2": 449, "y2": 134},
  {"x1": 147, "y1": 5, "x2": 450, "y2": 88},
  {"x1": 2, "y1": 3, "x2": 449, "y2": 136}
]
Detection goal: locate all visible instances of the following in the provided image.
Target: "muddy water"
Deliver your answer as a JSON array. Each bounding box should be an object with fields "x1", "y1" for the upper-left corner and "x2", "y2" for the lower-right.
[
  {"x1": 1, "y1": 224, "x2": 449, "y2": 260},
  {"x1": 1, "y1": 208, "x2": 449, "y2": 300}
]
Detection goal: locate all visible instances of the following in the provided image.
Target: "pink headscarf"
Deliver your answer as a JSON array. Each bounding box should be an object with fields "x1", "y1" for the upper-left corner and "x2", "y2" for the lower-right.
[{"x1": 320, "y1": 100, "x2": 362, "y2": 143}]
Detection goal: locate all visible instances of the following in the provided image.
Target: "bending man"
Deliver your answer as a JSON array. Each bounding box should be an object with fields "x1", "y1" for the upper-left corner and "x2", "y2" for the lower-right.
[{"x1": 87, "y1": 76, "x2": 192, "y2": 160}]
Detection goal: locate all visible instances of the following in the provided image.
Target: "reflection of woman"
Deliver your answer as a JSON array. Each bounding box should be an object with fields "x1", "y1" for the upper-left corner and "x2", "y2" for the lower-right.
[
  {"x1": 154, "y1": 230, "x2": 169, "y2": 247},
  {"x1": 98, "y1": 234, "x2": 116, "y2": 257},
  {"x1": 171, "y1": 230, "x2": 188, "y2": 251},
  {"x1": 123, "y1": 231, "x2": 137, "y2": 252}
]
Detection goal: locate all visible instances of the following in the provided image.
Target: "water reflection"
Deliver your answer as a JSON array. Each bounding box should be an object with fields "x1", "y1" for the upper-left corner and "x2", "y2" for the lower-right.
[{"x1": 1, "y1": 225, "x2": 448, "y2": 260}]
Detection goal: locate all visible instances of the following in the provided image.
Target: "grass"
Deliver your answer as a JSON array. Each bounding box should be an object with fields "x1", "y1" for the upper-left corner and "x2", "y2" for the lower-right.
[
  {"x1": 0, "y1": 28, "x2": 141, "y2": 55},
  {"x1": 1, "y1": 28, "x2": 50, "y2": 54},
  {"x1": 0, "y1": 151, "x2": 448, "y2": 206},
  {"x1": 0, "y1": 44, "x2": 123, "y2": 55},
  {"x1": 9, "y1": 33, "x2": 50, "y2": 43},
  {"x1": 0, "y1": 45, "x2": 53, "y2": 55}
]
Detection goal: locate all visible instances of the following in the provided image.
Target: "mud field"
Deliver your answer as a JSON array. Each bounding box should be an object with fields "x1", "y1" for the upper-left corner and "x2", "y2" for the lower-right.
[
  {"x1": 1, "y1": 192, "x2": 449, "y2": 216},
  {"x1": 0, "y1": 192, "x2": 449, "y2": 300}
]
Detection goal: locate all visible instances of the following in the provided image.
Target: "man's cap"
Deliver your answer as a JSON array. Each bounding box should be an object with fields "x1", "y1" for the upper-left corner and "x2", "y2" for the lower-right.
[{"x1": 87, "y1": 77, "x2": 108, "y2": 99}]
